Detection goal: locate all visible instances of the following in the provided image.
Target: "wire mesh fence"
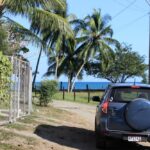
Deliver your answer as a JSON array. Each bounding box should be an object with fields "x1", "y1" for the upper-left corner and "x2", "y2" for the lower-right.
[{"x1": 0, "y1": 56, "x2": 32, "y2": 125}]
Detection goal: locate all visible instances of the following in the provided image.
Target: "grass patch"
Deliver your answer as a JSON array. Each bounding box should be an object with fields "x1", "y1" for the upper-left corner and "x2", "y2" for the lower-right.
[
  {"x1": 0, "y1": 130, "x2": 15, "y2": 140},
  {"x1": 0, "y1": 115, "x2": 8, "y2": 121},
  {"x1": 53, "y1": 91, "x2": 103, "y2": 104},
  {"x1": 34, "y1": 104, "x2": 72, "y2": 120},
  {"x1": 0, "y1": 102, "x2": 10, "y2": 109},
  {"x1": 0, "y1": 143, "x2": 24, "y2": 150},
  {"x1": 19, "y1": 115, "x2": 38, "y2": 124},
  {"x1": 0, "y1": 129, "x2": 37, "y2": 150},
  {"x1": 33, "y1": 91, "x2": 103, "y2": 105},
  {"x1": 6, "y1": 123, "x2": 27, "y2": 131}
]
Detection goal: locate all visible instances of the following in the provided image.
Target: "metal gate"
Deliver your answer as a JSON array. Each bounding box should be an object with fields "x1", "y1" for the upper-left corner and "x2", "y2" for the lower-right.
[{"x1": 0, "y1": 56, "x2": 32, "y2": 125}]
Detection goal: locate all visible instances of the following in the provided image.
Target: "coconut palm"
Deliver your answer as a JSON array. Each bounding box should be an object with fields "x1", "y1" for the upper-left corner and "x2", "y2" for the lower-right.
[
  {"x1": 45, "y1": 54, "x2": 83, "y2": 92},
  {"x1": 1, "y1": 0, "x2": 73, "y2": 36},
  {"x1": 44, "y1": 10, "x2": 76, "y2": 81},
  {"x1": 0, "y1": 0, "x2": 74, "y2": 88},
  {"x1": 70, "y1": 9, "x2": 118, "y2": 91}
]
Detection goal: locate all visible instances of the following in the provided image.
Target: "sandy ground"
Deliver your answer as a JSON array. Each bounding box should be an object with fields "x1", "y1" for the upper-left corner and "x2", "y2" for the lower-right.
[{"x1": 0, "y1": 100, "x2": 150, "y2": 150}]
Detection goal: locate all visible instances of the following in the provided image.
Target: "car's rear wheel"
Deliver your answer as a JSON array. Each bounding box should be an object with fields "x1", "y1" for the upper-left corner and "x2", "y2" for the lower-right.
[{"x1": 95, "y1": 120, "x2": 106, "y2": 148}]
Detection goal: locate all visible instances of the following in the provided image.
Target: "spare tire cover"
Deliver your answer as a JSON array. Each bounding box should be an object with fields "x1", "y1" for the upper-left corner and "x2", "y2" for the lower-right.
[{"x1": 125, "y1": 98, "x2": 150, "y2": 131}]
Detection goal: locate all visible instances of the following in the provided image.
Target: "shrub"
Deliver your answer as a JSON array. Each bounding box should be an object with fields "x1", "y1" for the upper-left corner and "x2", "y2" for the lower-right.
[
  {"x1": 39, "y1": 80, "x2": 58, "y2": 106},
  {"x1": 0, "y1": 52, "x2": 12, "y2": 103}
]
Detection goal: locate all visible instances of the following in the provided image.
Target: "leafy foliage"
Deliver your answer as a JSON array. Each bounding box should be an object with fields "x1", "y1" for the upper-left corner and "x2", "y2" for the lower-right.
[
  {"x1": 0, "y1": 25, "x2": 9, "y2": 53},
  {"x1": 0, "y1": 52, "x2": 12, "y2": 102},
  {"x1": 39, "y1": 80, "x2": 58, "y2": 106},
  {"x1": 67, "y1": 9, "x2": 118, "y2": 91},
  {"x1": 141, "y1": 73, "x2": 148, "y2": 84},
  {"x1": 86, "y1": 43, "x2": 147, "y2": 83}
]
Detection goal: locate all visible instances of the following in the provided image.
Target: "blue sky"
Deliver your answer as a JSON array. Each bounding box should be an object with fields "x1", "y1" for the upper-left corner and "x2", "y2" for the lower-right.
[{"x1": 10, "y1": 0, "x2": 150, "y2": 82}]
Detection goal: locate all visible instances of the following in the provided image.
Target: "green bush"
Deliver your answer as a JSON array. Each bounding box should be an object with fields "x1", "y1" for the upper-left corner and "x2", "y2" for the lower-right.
[
  {"x1": 39, "y1": 80, "x2": 58, "y2": 106},
  {"x1": 0, "y1": 52, "x2": 12, "y2": 102}
]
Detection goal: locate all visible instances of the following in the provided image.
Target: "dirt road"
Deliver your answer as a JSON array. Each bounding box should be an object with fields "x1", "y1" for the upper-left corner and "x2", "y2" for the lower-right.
[
  {"x1": 50, "y1": 101, "x2": 150, "y2": 150},
  {"x1": 0, "y1": 100, "x2": 150, "y2": 150}
]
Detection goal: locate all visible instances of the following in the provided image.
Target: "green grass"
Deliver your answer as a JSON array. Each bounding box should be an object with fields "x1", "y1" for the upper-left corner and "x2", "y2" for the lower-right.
[
  {"x1": 32, "y1": 91, "x2": 104, "y2": 105},
  {"x1": 0, "y1": 101, "x2": 10, "y2": 109},
  {"x1": 6, "y1": 123, "x2": 27, "y2": 131},
  {"x1": 0, "y1": 143, "x2": 23, "y2": 150},
  {"x1": 0, "y1": 129, "x2": 37, "y2": 150},
  {"x1": 0, "y1": 130, "x2": 16, "y2": 141},
  {"x1": 53, "y1": 91, "x2": 104, "y2": 104}
]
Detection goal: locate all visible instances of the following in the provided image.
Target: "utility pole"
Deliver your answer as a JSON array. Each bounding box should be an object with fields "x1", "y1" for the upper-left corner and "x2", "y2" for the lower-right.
[
  {"x1": 145, "y1": 0, "x2": 150, "y2": 84},
  {"x1": 149, "y1": 13, "x2": 150, "y2": 84}
]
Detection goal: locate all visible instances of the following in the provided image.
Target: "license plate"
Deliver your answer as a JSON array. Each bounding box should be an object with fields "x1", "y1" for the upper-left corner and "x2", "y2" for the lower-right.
[{"x1": 128, "y1": 136, "x2": 142, "y2": 142}]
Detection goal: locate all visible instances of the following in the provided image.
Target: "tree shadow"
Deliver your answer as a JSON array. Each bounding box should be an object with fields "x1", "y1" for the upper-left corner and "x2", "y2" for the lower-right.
[{"x1": 34, "y1": 124, "x2": 150, "y2": 150}]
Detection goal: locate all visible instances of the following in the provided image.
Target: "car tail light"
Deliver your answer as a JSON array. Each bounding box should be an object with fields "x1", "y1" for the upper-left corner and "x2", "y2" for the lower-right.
[
  {"x1": 131, "y1": 86, "x2": 140, "y2": 89},
  {"x1": 102, "y1": 101, "x2": 109, "y2": 114}
]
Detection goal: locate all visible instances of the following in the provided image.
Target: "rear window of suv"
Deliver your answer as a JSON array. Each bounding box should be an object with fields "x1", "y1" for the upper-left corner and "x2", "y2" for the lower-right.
[{"x1": 110, "y1": 87, "x2": 150, "y2": 102}]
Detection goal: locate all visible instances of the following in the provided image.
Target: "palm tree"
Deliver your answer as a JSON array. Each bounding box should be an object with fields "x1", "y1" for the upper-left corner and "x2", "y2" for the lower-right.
[
  {"x1": 45, "y1": 54, "x2": 83, "y2": 92},
  {"x1": 0, "y1": 0, "x2": 74, "y2": 88},
  {"x1": 1, "y1": 0, "x2": 72, "y2": 36},
  {"x1": 44, "y1": 10, "x2": 75, "y2": 81},
  {"x1": 70, "y1": 9, "x2": 118, "y2": 91}
]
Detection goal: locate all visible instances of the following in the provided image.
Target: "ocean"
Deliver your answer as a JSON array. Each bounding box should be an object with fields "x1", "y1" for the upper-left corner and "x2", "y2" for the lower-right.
[{"x1": 35, "y1": 82, "x2": 110, "y2": 90}]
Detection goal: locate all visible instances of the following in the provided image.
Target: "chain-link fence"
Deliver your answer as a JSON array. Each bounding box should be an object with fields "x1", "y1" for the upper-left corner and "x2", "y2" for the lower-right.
[{"x1": 0, "y1": 56, "x2": 32, "y2": 125}]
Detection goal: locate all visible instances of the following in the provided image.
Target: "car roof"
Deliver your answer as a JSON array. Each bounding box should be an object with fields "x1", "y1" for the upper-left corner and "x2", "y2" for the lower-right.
[{"x1": 109, "y1": 83, "x2": 150, "y2": 88}]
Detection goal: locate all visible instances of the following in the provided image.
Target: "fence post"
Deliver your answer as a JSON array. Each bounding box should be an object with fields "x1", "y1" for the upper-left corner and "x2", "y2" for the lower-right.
[
  {"x1": 63, "y1": 87, "x2": 65, "y2": 100},
  {"x1": 86, "y1": 84, "x2": 90, "y2": 103},
  {"x1": 60, "y1": 82, "x2": 62, "y2": 91},
  {"x1": 17, "y1": 59, "x2": 21, "y2": 118},
  {"x1": 28, "y1": 67, "x2": 32, "y2": 114},
  {"x1": 9, "y1": 56, "x2": 14, "y2": 123},
  {"x1": 74, "y1": 87, "x2": 76, "y2": 101}
]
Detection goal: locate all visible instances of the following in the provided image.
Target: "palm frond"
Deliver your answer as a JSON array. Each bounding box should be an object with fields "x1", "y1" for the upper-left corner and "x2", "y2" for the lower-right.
[
  {"x1": 3, "y1": 0, "x2": 66, "y2": 15},
  {"x1": 5, "y1": 16, "x2": 47, "y2": 49},
  {"x1": 103, "y1": 37, "x2": 119, "y2": 45},
  {"x1": 100, "y1": 26, "x2": 113, "y2": 37},
  {"x1": 29, "y1": 8, "x2": 74, "y2": 39}
]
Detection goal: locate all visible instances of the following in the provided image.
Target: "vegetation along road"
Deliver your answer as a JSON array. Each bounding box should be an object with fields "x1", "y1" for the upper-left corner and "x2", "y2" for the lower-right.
[{"x1": 0, "y1": 100, "x2": 150, "y2": 150}]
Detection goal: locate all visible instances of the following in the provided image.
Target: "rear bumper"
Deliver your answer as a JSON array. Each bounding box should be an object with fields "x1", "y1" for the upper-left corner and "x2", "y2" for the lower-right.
[{"x1": 105, "y1": 130, "x2": 150, "y2": 142}]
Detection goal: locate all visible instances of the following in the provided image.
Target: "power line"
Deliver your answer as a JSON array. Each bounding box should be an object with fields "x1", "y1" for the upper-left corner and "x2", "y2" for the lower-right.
[
  {"x1": 117, "y1": 13, "x2": 148, "y2": 31},
  {"x1": 112, "y1": 0, "x2": 126, "y2": 7},
  {"x1": 113, "y1": 0, "x2": 146, "y2": 12},
  {"x1": 145, "y1": 0, "x2": 150, "y2": 6},
  {"x1": 126, "y1": 0, "x2": 147, "y2": 11},
  {"x1": 112, "y1": 0, "x2": 138, "y2": 19}
]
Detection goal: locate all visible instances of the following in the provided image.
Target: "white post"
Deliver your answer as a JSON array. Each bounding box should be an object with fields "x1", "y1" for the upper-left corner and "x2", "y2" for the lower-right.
[
  {"x1": 9, "y1": 56, "x2": 13, "y2": 123},
  {"x1": 17, "y1": 59, "x2": 21, "y2": 118},
  {"x1": 23, "y1": 63, "x2": 26, "y2": 115},
  {"x1": 28, "y1": 67, "x2": 32, "y2": 114}
]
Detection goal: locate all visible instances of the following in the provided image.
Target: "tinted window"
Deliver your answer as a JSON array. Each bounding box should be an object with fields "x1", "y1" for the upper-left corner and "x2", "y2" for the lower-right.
[{"x1": 110, "y1": 87, "x2": 150, "y2": 102}]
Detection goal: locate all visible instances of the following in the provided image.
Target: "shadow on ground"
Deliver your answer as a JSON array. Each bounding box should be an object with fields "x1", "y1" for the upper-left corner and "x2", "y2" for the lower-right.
[{"x1": 34, "y1": 124, "x2": 150, "y2": 150}]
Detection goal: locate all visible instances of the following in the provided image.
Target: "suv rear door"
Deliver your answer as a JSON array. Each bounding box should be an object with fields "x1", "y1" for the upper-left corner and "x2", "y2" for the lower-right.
[{"x1": 107, "y1": 86, "x2": 150, "y2": 131}]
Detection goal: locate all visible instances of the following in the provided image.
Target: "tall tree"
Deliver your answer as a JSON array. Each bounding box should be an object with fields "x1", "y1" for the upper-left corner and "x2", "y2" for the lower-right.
[
  {"x1": 45, "y1": 10, "x2": 75, "y2": 81},
  {"x1": 86, "y1": 43, "x2": 147, "y2": 83},
  {"x1": 70, "y1": 9, "x2": 117, "y2": 91},
  {"x1": 1, "y1": 0, "x2": 72, "y2": 36},
  {"x1": 0, "y1": 0, "x2": 74, "y2": 89}
]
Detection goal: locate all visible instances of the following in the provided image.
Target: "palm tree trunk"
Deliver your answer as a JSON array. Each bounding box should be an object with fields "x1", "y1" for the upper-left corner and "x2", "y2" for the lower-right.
[
  {"x1": 71, "y1": 62, "x2": 85, "y2": 92},
  {"x1": 68, "y1": 73, "x2": 73, "y2": 92},
  {"x1": 0, "y1": 2, "x2": 4, "y2": 18},
  {"x1": 55, "y1": 57, "x2": 59, "y2": 80},
  {"x1": 32, "y1": 47, "x2": 42, "y2": 89},
  {"x1": 68, "y1": 78, "x2": 70, "y2": 93}
]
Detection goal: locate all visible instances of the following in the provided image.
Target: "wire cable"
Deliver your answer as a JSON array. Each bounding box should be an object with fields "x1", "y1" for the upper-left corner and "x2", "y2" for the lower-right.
[
  {"x1": 112, "y1": 0, "x2": 138, "y2": 19},
  {"x1": 116, "y1": 13, "x2": 148, "y2": 32},
  {"x1": 113, "y1": 0, "x2": 147, "y2": 12},
  {"x1": 126, "y1": 0, "x2": 147, "y2": 11},
  {"x1": 145, "y1": 0, "x2": 150, "y2": 6}
]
